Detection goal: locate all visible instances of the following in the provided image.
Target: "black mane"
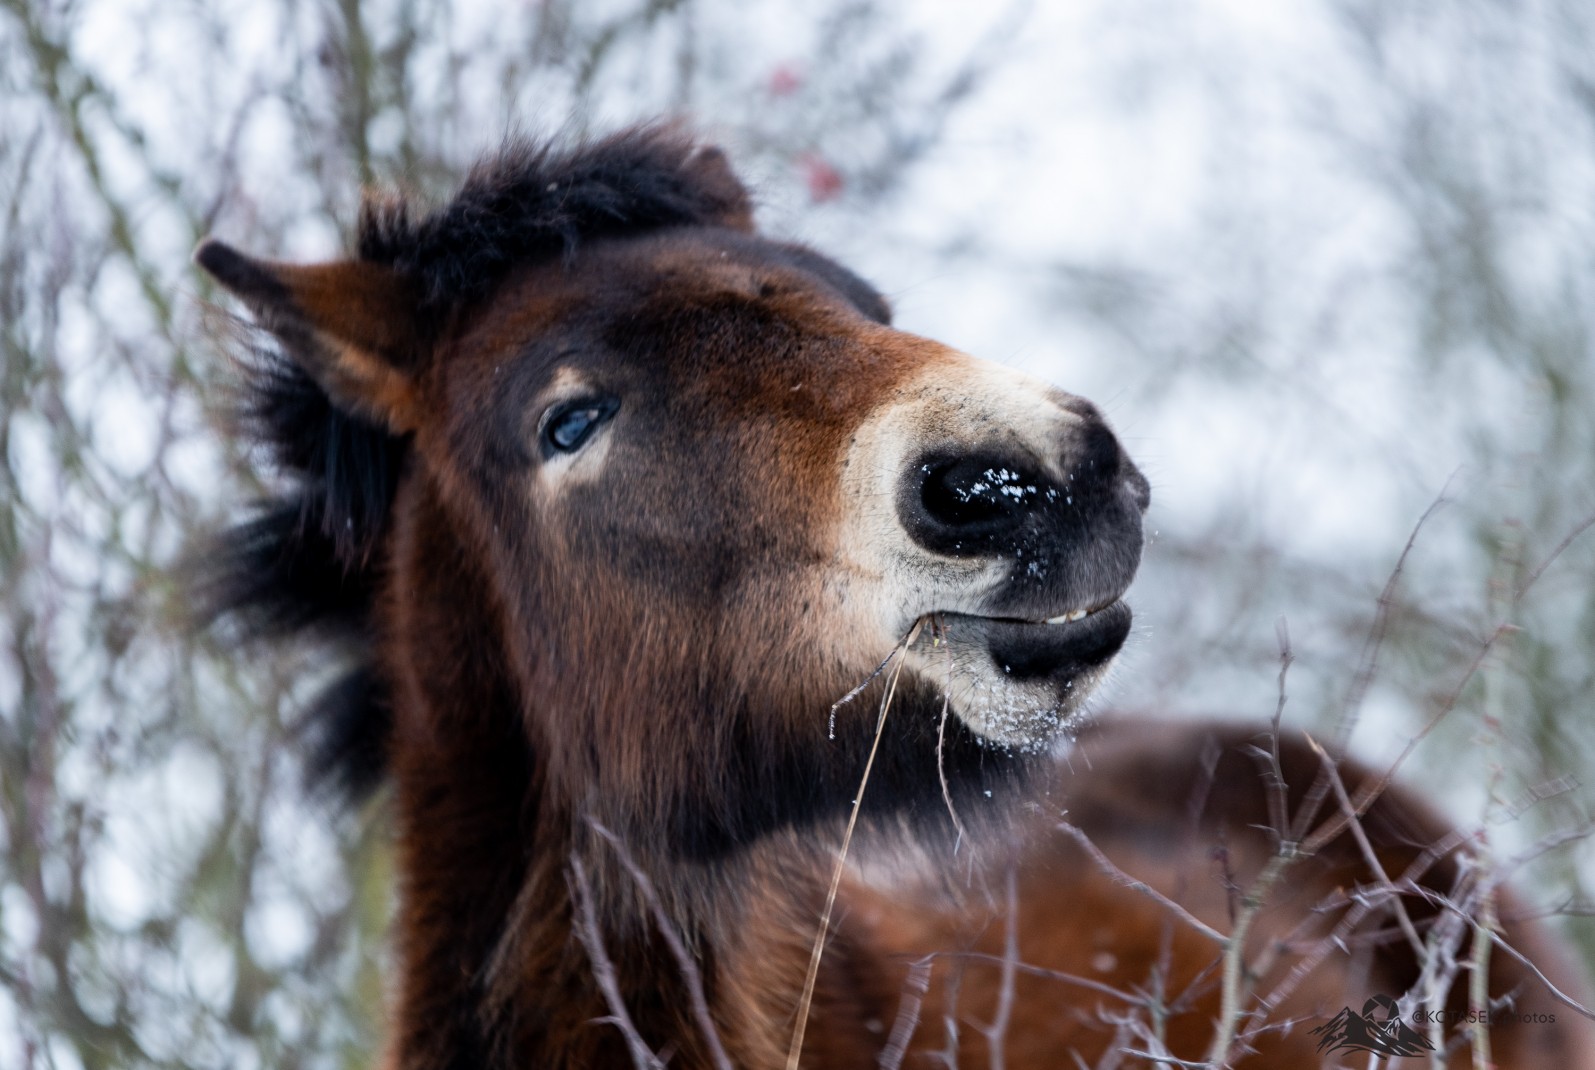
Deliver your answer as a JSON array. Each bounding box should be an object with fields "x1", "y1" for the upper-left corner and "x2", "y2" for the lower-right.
[
  {"x1": 205, "y1": 125, "x2": 755, "y2": 804},
  {"x1": 359, "y1": 124, "x2": 752, "y2": 314}
]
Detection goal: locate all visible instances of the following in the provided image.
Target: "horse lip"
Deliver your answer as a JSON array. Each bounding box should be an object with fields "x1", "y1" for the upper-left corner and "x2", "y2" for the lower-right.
[
  {"x1": 933, "y1": 601, "x2": 1133, "y2": 678},
  {"x1": 934, "y1": 594, "x2": 1125, "y2": 629}
]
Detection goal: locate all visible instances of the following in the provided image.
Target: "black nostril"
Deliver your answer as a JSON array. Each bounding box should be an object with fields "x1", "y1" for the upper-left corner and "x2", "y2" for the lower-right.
[
  {"x1": 902, "y1": 454, "x2": 1047, "y2": 556},
  {"x1": 922, "y1": 459, "x2": 1027, "y2": 529}
]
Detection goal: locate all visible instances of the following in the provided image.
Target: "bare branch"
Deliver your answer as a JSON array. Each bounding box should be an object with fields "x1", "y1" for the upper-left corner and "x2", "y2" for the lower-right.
[
  {"x1": 977, "y1": 866, "x2": 1020, "y2": 1070},
  {"x1": 879, "y1": 957, "x2": 934, "y2": 1070},
  {"x1": 930, "y1": 951, "x2": 1151, "y2": 1008},
  {"x1": 1337, "y1": 484, "x2": 1452, "y2": 746},
  {"x1": 1409, "y1": 886, "x2": 1595, "y2": 1022},
  {"x1": 568, "y1": 856, "x2": 666, "y2": 1070},
  {"x1": 1057, "y1": 823, "x2": 1226, "y2": 946},
  {"x1": 1288, "y1": 488, "x2": 1451, "y2": 849},
  {"x1": 1205, "y1": 849, "x2": 1294, "y2": 1067},
  {"x1": 1515, "y1": 511, "x2": 1595, "y2": 602},
  {"x1": 588, "y1": 820, "x2": 735, "y2": 1070},
  {"x1": 1303, "y1": 733, "x2": 1427, "y2": 960},
  {"x1": 1262, "y1": 618, "x2": 1294, "y2": 843}
]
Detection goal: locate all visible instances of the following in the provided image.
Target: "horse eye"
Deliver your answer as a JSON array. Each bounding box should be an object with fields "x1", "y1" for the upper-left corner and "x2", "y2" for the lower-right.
[{"x1": 542, "y1": 397, "x2": 619, "y2": 457}]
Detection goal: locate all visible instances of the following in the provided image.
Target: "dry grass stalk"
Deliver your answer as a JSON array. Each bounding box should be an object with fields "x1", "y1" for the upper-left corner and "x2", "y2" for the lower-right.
[{"x1": 786, "y1": 618, "x2": 924, "y2": 1070}]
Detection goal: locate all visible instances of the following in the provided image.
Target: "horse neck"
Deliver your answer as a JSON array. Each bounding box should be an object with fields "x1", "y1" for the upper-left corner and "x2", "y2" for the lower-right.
[{"x1": 376, "y1": 482, "x2": 893, "y2": 1068}]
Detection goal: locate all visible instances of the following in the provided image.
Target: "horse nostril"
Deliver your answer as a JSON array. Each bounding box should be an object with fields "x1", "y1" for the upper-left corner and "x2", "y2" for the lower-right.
[
  {"x1": 897, "y1": 420, "x2": 1142, "y2": 558},
  {"x1": 923, "y1": 459, "x2": 1021, "y2": 527},
  {"x1": 902, "y1": 455, "x2": 1044, "y2": 556}
]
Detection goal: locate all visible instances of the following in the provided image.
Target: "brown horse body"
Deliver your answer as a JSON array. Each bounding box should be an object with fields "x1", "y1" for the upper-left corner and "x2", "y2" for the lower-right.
[{"x1": 199, "y1": 126, "x2": 1594, "y2": 1068}]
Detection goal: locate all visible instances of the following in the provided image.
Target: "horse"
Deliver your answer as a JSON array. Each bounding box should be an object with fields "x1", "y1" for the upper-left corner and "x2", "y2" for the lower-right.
[{"x1": 196, "y1": 124, "x2": 1595, "y2": 1068}]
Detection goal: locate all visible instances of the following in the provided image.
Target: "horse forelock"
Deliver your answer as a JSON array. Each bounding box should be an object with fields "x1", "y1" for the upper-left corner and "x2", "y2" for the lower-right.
[{"x1": 356, "y1": 124, "x2": 756, "y2": 317}]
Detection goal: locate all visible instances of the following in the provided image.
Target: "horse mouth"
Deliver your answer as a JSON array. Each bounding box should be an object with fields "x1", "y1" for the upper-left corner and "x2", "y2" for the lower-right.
[
  {"x1": 964, "y1": 595, "x2": 1126, "y2": 629},
  {"x1": 939, "y1": 599, "x2": 1132, "y2": 681},
  {"x1": 910, "y1": 600, "x2": 1133, "y2": 750}
]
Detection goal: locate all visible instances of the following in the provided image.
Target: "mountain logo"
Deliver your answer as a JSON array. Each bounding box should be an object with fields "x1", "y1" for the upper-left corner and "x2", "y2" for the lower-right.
[{"x1": 1311, "y1": 994, "x2": 1437, "y2": 1058}]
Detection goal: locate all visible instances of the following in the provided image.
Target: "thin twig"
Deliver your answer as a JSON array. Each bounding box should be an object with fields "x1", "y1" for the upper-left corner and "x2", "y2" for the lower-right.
[
  {"x1": 934, "y1": 950, "x2": 966, "y2": 1070},
  {"x1": 1514, "y1": 510, "x2": 1595, "y2": 600},
  {"x1": 879, "y1": 957, "x2": 934, "y2": 1070},
  {"x1": 1408, "y1": 887, "x2": 1595, "y2": 1021},
  {"x1": 1117, "y1": 1053, "x2": 1211, "y2": 1068},
  {"x1": 1468, "y1": 884, "x2": 1496, "y2": 1070},
  {"x1": 1057, "y1": 823, "x2": 1226, "y2": 945},
  {"x1": 1290, "y1": 489, "x2": 1450, "y2": 848},
  {"x1": 1248, "y1": 837, "x2": 1459, "y2": 1029},
  {"x1": 588, "y1": 820, "x2": 735, "y2": 1070},
  {"x1": 979, "y1": 866, "x2": 1019, "y2": 1070},
  {"x1": 568, "y1": 856, "x2": 665, "y2": 1070},
  {"x1": 930, "y1": 951, "x2": 1150, "y2": 1007},
  {"x1": 1263, "y1": 618, "x2": 1294, "y2": 843},
  {"x1": 1205, "y1": 850, "x2": 1294, "y2": 1067},
  {"x1": 1337, "y1": 487, "x2": 1451, "y2": 747},
  {"x1": 1500, "y1": 824, "x2": 1595, "y2": 875},
  {"x1": 1299, "y1": 621, "x2": 1514, "y2": 858},
  {"x1": 1303, "y1": 734, "x2": 1427, "y2": 961}
]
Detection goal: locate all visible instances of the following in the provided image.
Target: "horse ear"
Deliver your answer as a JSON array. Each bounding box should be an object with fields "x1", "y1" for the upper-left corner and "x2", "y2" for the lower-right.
[
  {"x1": 685, "y1": 145, "x2": 756, "y2": 233},
  {"x1": 195, "y1": 239, "x2": 425, "y2": 433}
]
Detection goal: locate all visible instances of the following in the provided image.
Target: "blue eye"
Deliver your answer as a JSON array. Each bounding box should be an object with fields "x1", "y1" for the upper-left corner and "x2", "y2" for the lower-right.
[{"x1": 542, "y1": 397, "x2": 619, "y2": 456}]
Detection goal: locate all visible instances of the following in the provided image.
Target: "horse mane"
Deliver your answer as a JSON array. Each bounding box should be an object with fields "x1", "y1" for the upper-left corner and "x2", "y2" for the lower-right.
[
  {"x1": 204, "y1": 125, "x2": 757, "y2": 804},
  {"x1": 358, "y1": 123, "x2": 753, "y2": 314}
]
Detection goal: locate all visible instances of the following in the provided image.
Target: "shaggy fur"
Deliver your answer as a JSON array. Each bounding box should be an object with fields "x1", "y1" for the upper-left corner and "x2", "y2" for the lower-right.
[
  {"x1": 198, "y1": 125, "x2": 1595, "y2": 1070},
  {"x1": 206, "y1": 127, "x2": 787, "y2": 803},
  {"x1": 201, "y1": 347, "x2": 401, "y2": 799},
  {"x1": 358, "y1": 124, "x2": 755, "y2": 314}
]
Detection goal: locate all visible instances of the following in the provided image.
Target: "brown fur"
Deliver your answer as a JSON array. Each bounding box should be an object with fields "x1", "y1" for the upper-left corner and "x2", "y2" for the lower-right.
[{"x1": 198, "y1": 127, "x2": 1595, "y2": 1069}]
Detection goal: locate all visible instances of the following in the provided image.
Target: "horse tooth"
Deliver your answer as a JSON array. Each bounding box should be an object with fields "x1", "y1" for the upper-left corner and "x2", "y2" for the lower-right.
[{"x1": 1045, "y1": 608, "x2": 1088, "y2": 625}]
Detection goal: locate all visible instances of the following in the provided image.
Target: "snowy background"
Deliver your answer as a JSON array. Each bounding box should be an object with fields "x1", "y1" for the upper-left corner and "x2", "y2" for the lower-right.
[{"x1": 3, "y1": 0, "x2": 1594, "y2": 1066}]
